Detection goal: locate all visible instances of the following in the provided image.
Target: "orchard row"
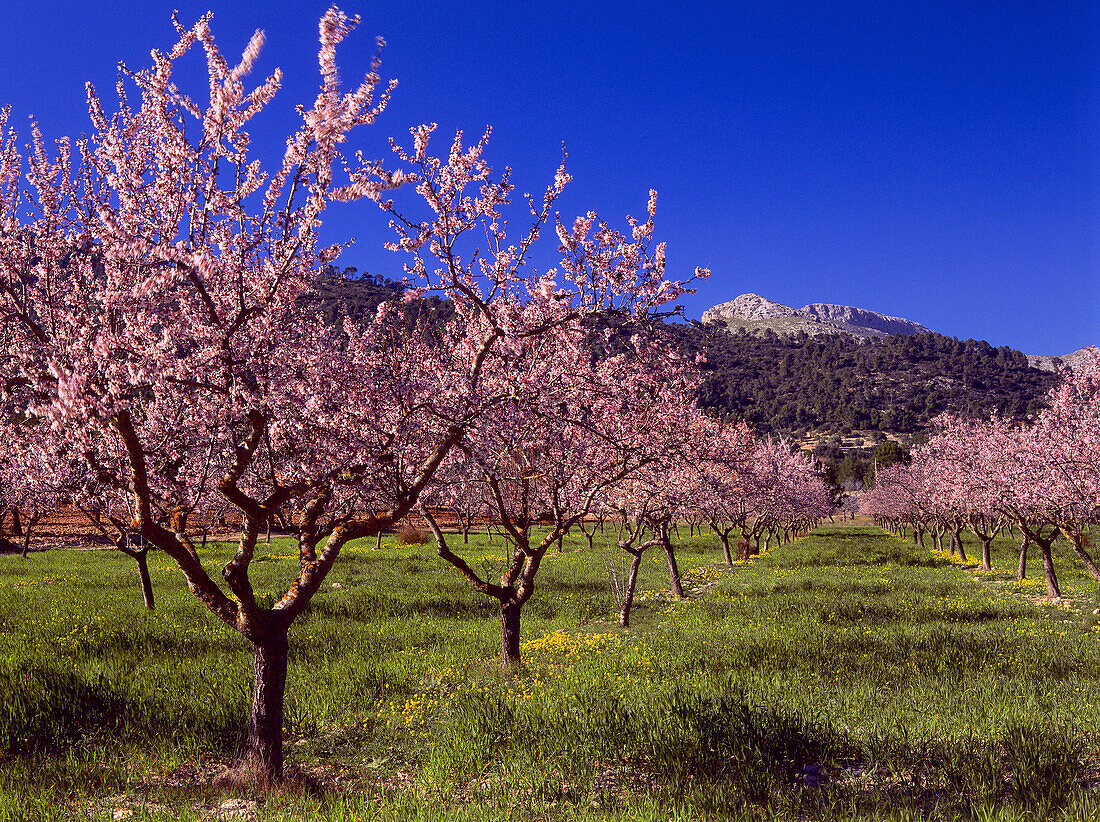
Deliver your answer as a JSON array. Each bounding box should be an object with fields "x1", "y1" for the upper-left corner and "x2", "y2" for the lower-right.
[{"x1": 862, "y1": 354, "x2": 1100, "y2": 598}]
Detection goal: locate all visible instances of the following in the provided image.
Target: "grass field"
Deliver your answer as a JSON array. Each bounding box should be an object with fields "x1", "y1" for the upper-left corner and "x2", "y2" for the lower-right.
[{"x1": 0, "y1": 522, "x2": 1098, "y2": 820}]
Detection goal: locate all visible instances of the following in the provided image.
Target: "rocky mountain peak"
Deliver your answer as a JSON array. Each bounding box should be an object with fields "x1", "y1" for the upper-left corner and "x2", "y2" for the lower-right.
[
  {"x1": 800, "y1": 303, "x2": 932, "y2": 336},
  {"x1": 701, "y1": 294, "x2": 803, "y2": 323},
  {"x1": 701, "y1": 294, "x2": 931, "y2": 340}
]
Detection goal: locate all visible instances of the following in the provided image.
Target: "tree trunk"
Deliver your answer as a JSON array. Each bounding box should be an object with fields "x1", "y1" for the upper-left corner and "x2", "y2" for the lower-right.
[
  {"x1": 135, "y1": 550, "x2": 155, "y2": 610},
  {"x1": 952, "y1": 527, "x2": 966, "y2": 565},
  {"x1": 619, "y1": 550, "x2": 644, "y2": 628},
  {"x1": 248, "y1": 626, "x2": 290, "y2": 783},
  {"x1": 980, "y1": 536, "x2": 993, "y2": 573},
  {"x1": 663, "y1": 540, "x2": 684, "y2": 598},
  {"x1": 501, "y1": 601, "x2": 522, "y2": 667},
  {"x1": 19, "y1": 516, "x2": 37, "y2": 559},
  {"x1": 718, "y1": 532, "x2": 733, "y2": 566},
  {"x1": 11, "y1": 508, "x2": 22, "y2": 538},
  {"x1": 1069, "y1": 535, "x2": 1100, "y2": 582},
  {"x1": 1038, "y1": 537, "x2": 1061, "y2": 599},
  {"x1": 1017, "y1": 532, "x2": 1030, "y2": 580}
]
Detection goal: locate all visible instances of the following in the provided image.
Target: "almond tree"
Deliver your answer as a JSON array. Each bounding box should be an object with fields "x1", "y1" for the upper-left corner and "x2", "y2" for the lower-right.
[
  {"x1": 605, "y1": 410, "x2": 733, "y2": 628},
  {"x1": 692, "y1": 418, "x2": 756, "y2": 565},
  {"x1": 910, "y1": 414, "x2": 1068, "y2": 595},
  {"x1": 732, "y1": 438, "x2": 829, "y2": 554},
  {"x1": 0, "y1": 11, "x2": 427, "y2": 781},
  {"x1": 0, "y1": 420, "x2": 73, "y2": 560},
  {"x1": 909, "y1": 350, "x2": 1098, "y2": 592},
  {"x1": 760, "y1": 439, "x2": 831, "y2": 541},
  {"x1": 860, "y1": 464, "x2": 912, "y2": 535},
  {"x1": 861, "y1": 462, "x2": 938, "y2": 549},
  {"x1": 0, "y1": 9, "x2": 702, "y2": 780},
  {"x1": 1031, "y1": 352, "x2": 1100, "y2": 580},
  {"x1": 921, "y1": 416, "x2": 1011, "y2": 571},
  {"x1": 422, "y1": 328, "x2": 702, "y2": 664}
]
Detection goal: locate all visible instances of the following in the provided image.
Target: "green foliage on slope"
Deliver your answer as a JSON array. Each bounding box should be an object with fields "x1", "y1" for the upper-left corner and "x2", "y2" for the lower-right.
[{"x1": 671, "y1": 325, "x2": 1058, "y2": 437}]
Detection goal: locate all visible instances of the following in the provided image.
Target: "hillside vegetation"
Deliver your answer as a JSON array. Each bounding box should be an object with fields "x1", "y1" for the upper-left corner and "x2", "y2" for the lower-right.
[{"x1": 671, "y1": 325, "x2": 1058, "y2": 437}]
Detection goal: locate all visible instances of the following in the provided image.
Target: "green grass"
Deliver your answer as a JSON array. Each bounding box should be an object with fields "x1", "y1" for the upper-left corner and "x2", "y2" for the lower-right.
[{"x1": 0, "y1": 524, "x2": 1098, "y2": 820}]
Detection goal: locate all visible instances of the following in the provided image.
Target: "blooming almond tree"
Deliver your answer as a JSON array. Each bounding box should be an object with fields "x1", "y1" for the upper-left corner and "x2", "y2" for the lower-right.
[
  {"x1": 895, "y1": 414, "x2": 1070, "y2": 596},
  {"x1": 0, "y1": 11, "x2": 418, "y2": 781},
  {"x1": 421, "y1": 327, "x2": 703, "y2": 664},
  {"x1": 861, "y1": 462, "x2": 937, "y2": 549},
  {"x1": 0, "y1": 418, "x2": 74, "y2": 560},
  {"x1": 691, "y1": 417, "x2": 756, "y2": 565},
  {"x1": 1031, "y1": 352, "x2": 1100, "y2": 580},
  {"x1": 730, "y1": 438, "x2": 829, "y2": 555},
  {"x1": 605, "y1": 410, "x2": 716, "y2": 628},
  {"x1": 921, "y1": 415, "x2": 1011, "y2": 571},
  {"x1": 0, "y1": 10, "x2": 702, "y2": 781}
]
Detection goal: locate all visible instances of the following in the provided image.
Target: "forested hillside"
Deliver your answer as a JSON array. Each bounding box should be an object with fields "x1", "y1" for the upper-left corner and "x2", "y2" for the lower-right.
[{"x1": 670, "y1": 324, "x2": 1058, "y2": 437}]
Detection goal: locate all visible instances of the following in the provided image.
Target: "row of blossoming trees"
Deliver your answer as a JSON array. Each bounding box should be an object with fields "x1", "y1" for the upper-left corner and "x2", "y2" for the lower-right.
[
  {"x1": 0, "y1": 10, "x2": 829, "y2": 781},
  {"x1": 862, "y1": 353, "x2": 1100, "y2": 598}
]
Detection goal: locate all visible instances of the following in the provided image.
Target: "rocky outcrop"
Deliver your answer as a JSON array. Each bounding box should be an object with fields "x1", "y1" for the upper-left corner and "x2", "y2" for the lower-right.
[
  {"x1": 1026, "y1": 348, "x2": 1098, "y2": 373},
  {"x1": 702, "y1": 294, "x2": 802, "y2": 323},
  {"x1": 701, "y1": 294, "x2": 930, "y2": 339},
  {"x1": 800, "y1": 303, "x2": 930, "y2": 336}
]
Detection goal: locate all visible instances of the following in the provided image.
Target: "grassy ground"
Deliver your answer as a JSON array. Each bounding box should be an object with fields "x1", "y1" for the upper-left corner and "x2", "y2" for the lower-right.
[{"x1": 0, "y1": 522, "x2": 1098, "y2": 820}]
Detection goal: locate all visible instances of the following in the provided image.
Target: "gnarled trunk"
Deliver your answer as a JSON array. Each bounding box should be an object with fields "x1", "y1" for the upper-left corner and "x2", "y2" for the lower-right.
[
  {"x1": 979, "y1": 536, "x2": 993, "y2": 573},
  {"x1": 1017, "y1": 532, "x2": 1030, "y2": 580},
  {"x1": 714, "y1": 528, "x2": 733, "y2": 566},
  {"x1": 664, "y1": 540, "x2": 683, "y2": 598},
  {"x1": 248, "y1": 624, "x2": 290, "y2": 783},
  {"x1": 951, "y1": 526, "x2": 966, "y2": 564},
  {"x1": 135, "y1": 550, "x2": 155, "y2": 610},
  {"x1": 1069, "y1": 535, "x2": 1100, "y2": 582},
  {"x1": 1038, "y1": 539, "x2": 1061, "y2": 599},
  {"x1": 501, "y1": 601, "x2": 522, "y2": 667},
  {"x1": 619, "y1": 550, "x2": 645, "y2": 628}
]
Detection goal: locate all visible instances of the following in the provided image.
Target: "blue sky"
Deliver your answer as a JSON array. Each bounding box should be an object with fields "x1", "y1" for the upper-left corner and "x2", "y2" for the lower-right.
[{"x1": 1, "y1": 1, "x2": 1096, "y2": 355}]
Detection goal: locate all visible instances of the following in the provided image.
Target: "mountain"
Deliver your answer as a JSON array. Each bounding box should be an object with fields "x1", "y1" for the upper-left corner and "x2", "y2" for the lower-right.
[
  {"x1": 701, "y1": 294, "x2": 931, "y2": 339},
  {"x1": 701, "y1": 293, "x2": 1093, "y2": 370}
]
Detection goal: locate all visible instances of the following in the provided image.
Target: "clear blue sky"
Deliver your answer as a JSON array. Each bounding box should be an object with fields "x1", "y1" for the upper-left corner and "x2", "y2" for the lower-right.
[{"x1": 1, "y1": 1, "x2": 1096, "y2": 355}]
